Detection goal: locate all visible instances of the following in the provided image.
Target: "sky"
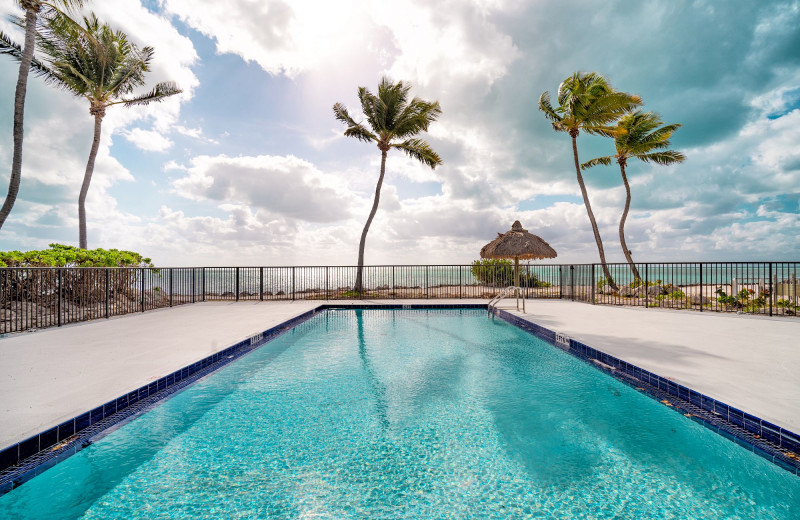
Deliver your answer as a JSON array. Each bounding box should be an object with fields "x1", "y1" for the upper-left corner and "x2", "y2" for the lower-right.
[{"x1": 0, "y1": 0, "x2": 798, "y2": 266}]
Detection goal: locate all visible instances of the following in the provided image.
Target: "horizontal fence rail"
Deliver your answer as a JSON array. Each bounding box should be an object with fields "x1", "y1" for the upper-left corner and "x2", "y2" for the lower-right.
[{"x1": 0, "y1": 262, "x2": 797, "y2": 333}]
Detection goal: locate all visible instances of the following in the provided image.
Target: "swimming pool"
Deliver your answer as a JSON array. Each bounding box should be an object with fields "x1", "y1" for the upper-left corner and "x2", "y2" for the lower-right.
[{"x1": 1, "y1": 308, "x2": 798, "y2": 518}]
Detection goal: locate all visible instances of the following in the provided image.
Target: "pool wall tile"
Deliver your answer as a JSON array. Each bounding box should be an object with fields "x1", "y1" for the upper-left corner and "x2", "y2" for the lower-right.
[
  {"x1": 18, "y1": 437, "x2": 38, "y2": 460},
  {"x1": 57, "y1": 419, "x2": 75, "y2": 441},
  {"x1": 493, "y1": 308, "x2": 800, "y2": 477}
]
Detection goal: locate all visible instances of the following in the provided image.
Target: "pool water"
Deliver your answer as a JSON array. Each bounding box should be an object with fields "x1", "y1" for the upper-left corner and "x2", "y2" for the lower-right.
[{"x1": 1, "y1": 309, "x2": 798, "y2": 519}]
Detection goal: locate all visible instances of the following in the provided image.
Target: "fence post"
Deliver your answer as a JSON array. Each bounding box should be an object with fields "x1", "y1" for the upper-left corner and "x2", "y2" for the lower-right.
[
  {"x1": 459, "y1": 266, "x2": 462, "y2": 299},
  {"x1": 645, "y1": 263, "x2": 649, "y2": 308},
  {"x1": 260, "y1": 267, "x2": 264, "y2": 301},
  {"x1": 570, "y1": 265, "x2": 575, "y2": 301},
  {"x1": 192, "y1": 268, "x2": 196, "y2": 304},
  {"x1": 57, "y1": 269, "x2": 62, "y2": 327},
  {"x1": 591, "y1": 264, "x2": 595, "y2": 304},
  {"x1": 141, "y1": 268, "x2": 145, "y2": 312},
  {"x1": 326, "y1": 266, "x2": 329, "y2": 299},
  {"x1": 105, "y1": 269, "x2": 110, "y2": 318},
  {"x1": 292, "y1": 267, "x2": 296, "y2": 301},
  {"x1": 169, "y1": 268, "x2": 174, "y2": 307},
  {"x1": 559, "y1": 266, "x2": 563, "y2": 299},
  {"x1": 769, "y1": 263, "x2": 773, "y2": 317},
  {"x1": 235, "y1": 267, "x2": 240, "y2": 301},
  {"x1": 425, "y1": 265, "x2": 429, "y2": 299},
  {"x1": 699, "y1": 262, "x2": 703, "y2": 312},
  {"x1": 202, "y1": 267, "x2": 206, "y2": 301},
  {"x1": 392, "y1": 265, "x2": 396, "y2": 300}
]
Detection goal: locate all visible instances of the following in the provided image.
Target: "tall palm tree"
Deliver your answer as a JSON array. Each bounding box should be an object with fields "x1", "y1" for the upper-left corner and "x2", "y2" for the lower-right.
[
  {"x1": 539, "y1": 72, "x2": 641, "y2": 290},
  {"x1": 0, "y1": 0, "x2": 85, "y2": 232},
  {"x1": 334, "y1": 77, "x2": 442, "y2": 293},
  {"x1": 582, "y1": 111, "x2": 685, "y2": 281},
  {"x1": 2, "y1": 12, "x2": 181, "y2": 248}
]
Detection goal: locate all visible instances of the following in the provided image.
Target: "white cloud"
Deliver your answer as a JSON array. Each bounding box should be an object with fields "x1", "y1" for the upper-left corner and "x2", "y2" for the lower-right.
[
  {"x1": 123, "y1": 128, "x2": 174, "y2": 152},
  {"x1": 171, "y1": 154, "x2": 357, "y2": 222}
]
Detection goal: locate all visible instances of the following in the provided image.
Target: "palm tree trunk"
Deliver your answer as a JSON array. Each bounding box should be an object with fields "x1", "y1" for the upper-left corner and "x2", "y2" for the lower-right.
[
  {"x1": 0, "y1": 8, "x2": 38, "y2": 231},
  {"x1": 618, "y1": 162, "x2": 641, "y2": 281},
  {"x1": 571, "y1": 135, "x2": 617, "y2": 290},
  {"x1": 354, "y1": 149, "x2": 387, "y2": 293},
  {"x1": 79, "y1": 112, "x2": 104, "y2": 249}
]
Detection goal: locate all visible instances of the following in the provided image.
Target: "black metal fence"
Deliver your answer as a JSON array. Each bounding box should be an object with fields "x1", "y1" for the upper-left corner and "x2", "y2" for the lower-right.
[{"x1": 1, "y1": 262, "x2": 797, "y2": 333}]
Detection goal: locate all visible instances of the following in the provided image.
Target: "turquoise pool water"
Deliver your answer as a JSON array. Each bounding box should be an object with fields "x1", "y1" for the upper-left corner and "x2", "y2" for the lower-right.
[{"x1": 1, "y1": 309, "x2": 798, "y2": 519}]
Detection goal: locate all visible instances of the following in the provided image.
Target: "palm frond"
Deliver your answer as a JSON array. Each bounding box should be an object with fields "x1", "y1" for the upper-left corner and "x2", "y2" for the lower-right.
[
  {"x1": 332, "y1": 102, "x2": 359, "y2": 127},
  {"x1": 391, "y1": 138, "x2": 442, "y2": 169},
  {"x1": 581, "y1": 156, "x2": 614, "y2": 170},
  {"x1": 115, "y1": 81, "x2": 181, "y2": 107},
  {"x1": 636, "y1": 150, "x2": 686, "y2": 166},
  {"x1": 344, "y1": 125, "x2": 378, "y2": 143},
  {"x1": 333, "y1": 102, "x2": 377, "y2": 143},
  {"x1": 0, "y1": 30, "x2": 69, "y2": 89},
  {"x1": 538, "y1": 91, "x2": 562, "y2": 124},
  {"x1": 392, "y1": 98, "x2": 441, "y2": 138},
  {"x1": 358, "y1": 85, "x2": 382, "y2": 133},
  {"x1": 46, "y1": 0, "x2": 88, "y2": 13}
]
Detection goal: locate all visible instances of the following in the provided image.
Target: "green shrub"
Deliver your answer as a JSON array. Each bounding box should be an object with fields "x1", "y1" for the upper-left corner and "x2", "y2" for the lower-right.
[
  {"x1": 714, "y1": 287, "x2": 737, "y2": 307},
  {"x1": 0, "y1": 243, "x2": 152, "y2": 268},
  {"x1": 0, "y1": 244, "x2": 154, "y2": 306},
  {"x1": 471, "y1": 259, "x2": 549, "y2": 287},
  {"x1": 668, "y1": 290, "x2": 685, "y2": 299}
]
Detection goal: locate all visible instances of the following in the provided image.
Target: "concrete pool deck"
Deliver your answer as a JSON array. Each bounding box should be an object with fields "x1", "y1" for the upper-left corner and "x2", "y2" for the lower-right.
[{"x1": 0, "y1": 299, "x2": 798, "y2": 450}]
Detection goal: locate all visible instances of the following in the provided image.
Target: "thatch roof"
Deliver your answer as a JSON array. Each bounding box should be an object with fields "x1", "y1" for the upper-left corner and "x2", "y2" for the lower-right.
[{"x1": 480, "y1": 221, "x2": 557, "y2": 260}]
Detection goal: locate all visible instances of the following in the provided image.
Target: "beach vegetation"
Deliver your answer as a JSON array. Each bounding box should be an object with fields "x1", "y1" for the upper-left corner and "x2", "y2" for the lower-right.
[
  {"x1": 334, "y1": 78, "x2": 442, "y2": 293},
  {"x1": 471, "y1": 259, "x2": 550, "y2": 287},
  {"x1": 539, "y1": 72, "x2": 641, "y2": 291},
  {"x1": 0, "y1": 243, "x2": 152, "y2": 267}
]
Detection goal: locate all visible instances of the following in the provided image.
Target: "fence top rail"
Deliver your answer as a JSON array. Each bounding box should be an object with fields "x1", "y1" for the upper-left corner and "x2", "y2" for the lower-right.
[{"x1": 0, "y1": 261, "x2": 798, "y2": 270}]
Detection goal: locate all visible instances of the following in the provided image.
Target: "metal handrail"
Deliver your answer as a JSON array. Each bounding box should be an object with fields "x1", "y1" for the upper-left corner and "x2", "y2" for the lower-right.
[{"x1": 488, "y1": 286, "x2": 525, "y2": 316}]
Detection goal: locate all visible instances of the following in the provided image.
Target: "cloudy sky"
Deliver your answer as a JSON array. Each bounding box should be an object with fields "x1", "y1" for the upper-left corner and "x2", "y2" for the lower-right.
[{"x1": 0, "y1": 0, "x2": 798, "y2": 266}]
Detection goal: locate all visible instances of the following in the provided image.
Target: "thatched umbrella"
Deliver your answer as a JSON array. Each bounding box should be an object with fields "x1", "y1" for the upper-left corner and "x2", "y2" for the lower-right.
[{"x1": 480, "y1": 220, "x2": 557, "y2": 288}]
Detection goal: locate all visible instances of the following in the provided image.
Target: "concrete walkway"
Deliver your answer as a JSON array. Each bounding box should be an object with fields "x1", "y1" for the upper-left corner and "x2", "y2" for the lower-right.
[{"x1": 0, "y1": 299, "x2": 797, "y2": 450}]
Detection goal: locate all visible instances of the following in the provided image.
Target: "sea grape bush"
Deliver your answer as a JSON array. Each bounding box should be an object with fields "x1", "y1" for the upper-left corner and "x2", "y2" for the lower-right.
[
  {"x1": 471, "y1": 259, "x2": 550, "y2": 288},
  {"x1": 0, "y1": 243, "x2": 152, "y2": 268},
  {"x1": 0, "y1": 244, "x2": 154, "y2": 306}
]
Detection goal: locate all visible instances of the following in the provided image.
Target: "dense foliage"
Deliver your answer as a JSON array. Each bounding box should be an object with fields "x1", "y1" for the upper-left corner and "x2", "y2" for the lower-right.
[
  {"x1": 471, "y1": 259, "x2": 550, "y2": 288},
  {"x1": 0, "y1": 243, "x2": 152, "y2": 267}
]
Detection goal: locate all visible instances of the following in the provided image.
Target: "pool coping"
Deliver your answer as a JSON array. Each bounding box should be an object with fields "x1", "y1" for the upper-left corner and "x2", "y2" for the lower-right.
[{"x1": 0, "y1": 303, "x2": 796, "y2": 496}]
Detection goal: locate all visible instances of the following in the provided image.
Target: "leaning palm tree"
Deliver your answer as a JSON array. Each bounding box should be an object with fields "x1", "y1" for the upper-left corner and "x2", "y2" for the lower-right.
[
  {"x1": 333, "y1": 78, "x2": 442, "y2": 293},
  {"x1": 2, "y1": 12, "x2": 181, "y2": 248},
  {"x1": 539, "y1": 72, "x2": 641, "y2": 290},
  {"x1": 582, "y1": 111, "x2": 685, "y2": 281},
  {"x1": 0, "y1": 0, "x2": 85, "y2": 232}
]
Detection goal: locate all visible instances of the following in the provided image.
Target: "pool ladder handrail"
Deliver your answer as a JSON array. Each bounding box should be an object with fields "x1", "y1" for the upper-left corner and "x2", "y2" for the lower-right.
[{"x1": 488, "y1": 286, "x2": 526, "y2": 316}]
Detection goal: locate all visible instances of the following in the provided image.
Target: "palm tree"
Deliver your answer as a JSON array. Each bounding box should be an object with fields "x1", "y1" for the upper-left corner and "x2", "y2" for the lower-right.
[
  {"x1": 581, "y1": 111, "x2": 685, "y2": 281},
  {"x1": 2, "y1": 12, "x2": 181, "y2": 248},
  {"x1": 539, "y1": 72, "x2": 641, "y2": 290},
  {"x1": 333, "y1": 78, "x2": 442, "y2": 293},
  {"x1": 0, "y1": 0, "x2": 85, "y2": 233}
]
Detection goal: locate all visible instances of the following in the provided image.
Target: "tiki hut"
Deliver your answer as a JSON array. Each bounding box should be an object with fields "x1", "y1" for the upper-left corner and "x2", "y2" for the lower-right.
[{"x1": 480, "y1": 220, "x2": 557, "y2": 287}]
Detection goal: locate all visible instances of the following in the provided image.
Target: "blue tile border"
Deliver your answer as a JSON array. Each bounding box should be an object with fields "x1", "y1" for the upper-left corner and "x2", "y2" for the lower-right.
[
  {"x1": 1, "y1": 303, "x2": 796, "y2": 496},
  {"x1": 493, "y1": 308, "x2": 800, "y2": 477}
]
